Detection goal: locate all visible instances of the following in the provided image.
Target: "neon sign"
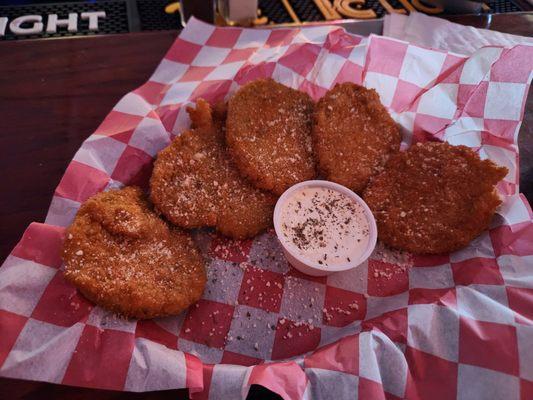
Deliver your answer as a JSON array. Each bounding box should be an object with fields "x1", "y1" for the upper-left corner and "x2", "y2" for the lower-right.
[{"x1": 0, "y1": 11, "x2": 106, "y2": 37}]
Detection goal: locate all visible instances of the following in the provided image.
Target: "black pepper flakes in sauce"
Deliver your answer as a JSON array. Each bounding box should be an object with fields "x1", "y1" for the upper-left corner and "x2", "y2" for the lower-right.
[{"x1": 279, "y1": 186, "x2": 370, "y2": 267}]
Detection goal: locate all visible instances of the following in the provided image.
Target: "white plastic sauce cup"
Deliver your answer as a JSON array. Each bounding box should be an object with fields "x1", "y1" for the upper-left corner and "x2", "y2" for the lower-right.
[{"x1": 273, "y1": 180, "x2": 377, "y2": 276}]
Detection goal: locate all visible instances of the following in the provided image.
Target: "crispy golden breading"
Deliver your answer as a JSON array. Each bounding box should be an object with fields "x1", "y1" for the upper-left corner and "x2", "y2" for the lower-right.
[
  {"x1": 226, "y1": 79, "x2": 316, "y2": 195},
  {"x1": 150, "y1": 99, "x2": 276, "y2": 239},
  {"x1": 363, "y1": 142, "x2": 508, "y2": 254},
  {"x1": 62, "y1": 187, "x2": 206, "y2": 319},
  {"x1": 314, "y1": 83, "x2": 401, "y2": 193}
]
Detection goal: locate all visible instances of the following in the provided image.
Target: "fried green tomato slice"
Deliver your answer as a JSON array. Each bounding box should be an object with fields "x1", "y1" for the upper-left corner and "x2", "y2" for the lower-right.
[
  {"x1": 226, "y1": 79, "x2": 316, "y2": 195},
  {"x1": 62, "y1": 186, "x2": 206, "y2": 319},
  {"x1": 150, "y1": 99, "x2": 276, "y2": 239},
  {"x1": 314, "y1": 82, "x2": 401, "y2": 193},
  {"x1": 363, "y1": 142, "x2": 508, "y2": 254}
]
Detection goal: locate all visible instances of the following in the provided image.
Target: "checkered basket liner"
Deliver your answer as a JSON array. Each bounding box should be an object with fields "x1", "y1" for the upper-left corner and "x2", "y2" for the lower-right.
[{"x1": 1, "y1": 18, "x2": 532, "y2": 400}]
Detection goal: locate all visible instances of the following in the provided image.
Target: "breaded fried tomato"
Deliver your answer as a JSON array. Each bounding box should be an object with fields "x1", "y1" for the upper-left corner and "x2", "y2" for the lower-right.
[
  {"x1": 363, "y1": 142, "x2": 508, "y2": 254},
  {"x1": 314, "y1": 83, "x2": 401, "y2": 193},
  {"x1": 226, "y1": 79, "x2": 316, "y2": 195},
  {"x1": 150, "y1": 99, "x2": 276, "y2": 239},
  {"x1": 62, "y1": 186, "x2": 207, "y2": 319}
]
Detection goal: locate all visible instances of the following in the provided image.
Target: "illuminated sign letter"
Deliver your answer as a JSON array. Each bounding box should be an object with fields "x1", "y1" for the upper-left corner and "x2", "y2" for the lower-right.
[
  {"x1": 81, "y1": 11, "x2": 106, "y2": 31},
  {"x1": 0, "y1": 17, "x2": 7, "y2": 36},
  {"x1": 10, "y1": 15, "x2": 43, "y2": 35},
  {"x1": 46, "y1": 13, "x2": 78, "y2": 33}
]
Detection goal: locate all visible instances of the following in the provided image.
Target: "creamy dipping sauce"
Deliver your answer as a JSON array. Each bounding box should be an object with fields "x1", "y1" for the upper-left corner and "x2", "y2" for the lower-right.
[{"x1": 279, "y1": 186, "x2": 370, "y2": 268}]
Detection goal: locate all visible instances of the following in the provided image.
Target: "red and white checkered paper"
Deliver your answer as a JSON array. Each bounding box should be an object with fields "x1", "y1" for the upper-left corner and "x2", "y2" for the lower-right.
[{"x1": 1, "y1": 18, "x2": 532, "y2": 400}]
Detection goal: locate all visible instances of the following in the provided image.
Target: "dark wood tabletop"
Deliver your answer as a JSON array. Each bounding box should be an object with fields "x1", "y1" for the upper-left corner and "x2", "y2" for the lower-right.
[{"x1": 0, "y1": 11, "x2": 532, "y2": 400}]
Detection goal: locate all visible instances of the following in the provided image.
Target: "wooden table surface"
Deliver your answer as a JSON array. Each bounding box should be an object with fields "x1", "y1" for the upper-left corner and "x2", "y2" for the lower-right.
[{"x1": 0, "y1": 11, "x2": 532, "y2": 400}]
